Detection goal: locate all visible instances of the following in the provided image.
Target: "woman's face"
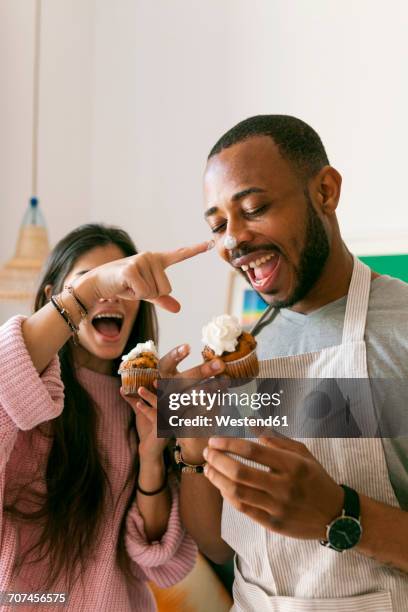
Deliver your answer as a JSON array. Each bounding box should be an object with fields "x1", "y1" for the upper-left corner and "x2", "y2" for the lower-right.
[{"x1": 63, "y1": 243, "x2": 140, "y2": 372}]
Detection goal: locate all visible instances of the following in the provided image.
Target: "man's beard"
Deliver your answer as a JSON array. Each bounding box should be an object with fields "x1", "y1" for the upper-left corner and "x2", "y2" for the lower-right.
[{"x1": 270, "y1": 192, "x2": 330, "y2": 309}]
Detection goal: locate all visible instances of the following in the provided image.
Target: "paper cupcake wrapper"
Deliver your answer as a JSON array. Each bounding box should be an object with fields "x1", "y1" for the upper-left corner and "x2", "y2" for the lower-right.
[
  {"x1": 119, "y1": 368, "x2": 158, "y2": 395},
  {"x1": 224, "y1": 348, "x2": 259, "y2": 379}
]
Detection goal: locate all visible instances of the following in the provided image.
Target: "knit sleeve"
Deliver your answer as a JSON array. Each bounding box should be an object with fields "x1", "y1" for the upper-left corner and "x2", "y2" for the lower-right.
[
  {"x1": 0, "y1": 315, "x2": 65, "y2": 470},
  {"x1": 124, "y1": 477, "x2": 197, "y2": 588}
]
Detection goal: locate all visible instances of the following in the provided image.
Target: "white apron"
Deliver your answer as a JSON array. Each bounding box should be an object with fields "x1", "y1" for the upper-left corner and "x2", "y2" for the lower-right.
[{"x1": 221, "y1": 257, "x2": 408, "y2": 611}]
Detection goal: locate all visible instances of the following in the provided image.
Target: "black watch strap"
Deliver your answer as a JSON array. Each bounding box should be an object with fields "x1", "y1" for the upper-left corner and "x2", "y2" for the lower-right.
[{"x1": 340, "y1": 484, "x2": 360, "y2": 519}]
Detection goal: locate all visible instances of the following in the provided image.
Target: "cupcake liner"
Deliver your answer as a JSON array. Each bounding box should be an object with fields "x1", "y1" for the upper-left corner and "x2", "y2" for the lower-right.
[
  {"x1": 119, "y1": 368, "x2": 158, "y2": 395},
  {"x1": 224, "y1": 348, "x2": 259, "y2": 379}
]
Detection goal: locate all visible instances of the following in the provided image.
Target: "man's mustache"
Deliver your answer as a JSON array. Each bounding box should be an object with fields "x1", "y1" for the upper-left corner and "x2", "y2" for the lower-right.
[{"x1": 230, "y1": 243, "x2": 282, "y2": 262}]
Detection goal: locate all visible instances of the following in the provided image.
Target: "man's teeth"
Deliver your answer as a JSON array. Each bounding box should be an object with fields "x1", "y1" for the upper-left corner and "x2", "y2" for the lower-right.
[
  {"x1": 241, "y1": 252, "x2": 276, "y2": 272},
  {"x1": 93, "y1": 313, "x2": 123, "y2": 320}
]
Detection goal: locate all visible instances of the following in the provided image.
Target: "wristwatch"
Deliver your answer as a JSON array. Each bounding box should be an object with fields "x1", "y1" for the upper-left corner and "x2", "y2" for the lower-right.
[{"x1": 320, "y1": 484, "x2": 362, "y2": 552}]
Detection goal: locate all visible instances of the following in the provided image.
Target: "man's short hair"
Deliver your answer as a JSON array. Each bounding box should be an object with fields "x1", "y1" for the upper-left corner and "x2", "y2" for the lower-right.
[{"x1": 208, "y1": 115, "x2": 330, "y2": 182}]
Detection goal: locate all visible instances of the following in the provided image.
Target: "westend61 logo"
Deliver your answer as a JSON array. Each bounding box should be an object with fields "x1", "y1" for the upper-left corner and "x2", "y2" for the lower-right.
[{"x1": 168, "y1": 389, "x2": 283, "y2": 411}]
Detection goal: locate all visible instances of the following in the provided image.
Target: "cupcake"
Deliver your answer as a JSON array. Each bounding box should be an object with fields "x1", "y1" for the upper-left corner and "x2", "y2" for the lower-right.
[
  {"x1": 201, "y1": 314, "x2": 259, "y2": 378},
  {"x1": 119, "y1": 340, "x2": 159, "y2": 395}
]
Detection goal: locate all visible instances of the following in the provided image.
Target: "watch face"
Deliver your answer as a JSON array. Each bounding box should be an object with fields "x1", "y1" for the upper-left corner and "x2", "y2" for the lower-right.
[{"x1": 328, "y1": 516, "x2": 362, "y2": 550}]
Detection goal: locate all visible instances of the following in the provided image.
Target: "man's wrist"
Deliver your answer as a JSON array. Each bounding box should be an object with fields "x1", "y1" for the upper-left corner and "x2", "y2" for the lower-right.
[
  {"x1": 177, "y1": 440, "x2": 207, "y2": 465},
  {"x1": 323, "y1": 484, "x2": 345, "y2": 532}
]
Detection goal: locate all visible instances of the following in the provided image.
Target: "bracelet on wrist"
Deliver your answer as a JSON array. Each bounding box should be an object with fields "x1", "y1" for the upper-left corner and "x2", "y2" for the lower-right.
[
  {"x1": 137, "y1": 470, "x2": 168, "y2": 496},
  {"x1": 174, "y1": 444, "x2": 207, "y2": 474},
  {"x1": 50, "y1": 294, "x2": 80, "y2": 344},
  {"x1": 64, "y1": 283, "x2": 89, "y2": 319}
]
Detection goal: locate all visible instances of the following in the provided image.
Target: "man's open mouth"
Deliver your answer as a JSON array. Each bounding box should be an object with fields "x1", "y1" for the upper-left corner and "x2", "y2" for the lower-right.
[
  {"x1": 234, "y1": 251, "x2": 281, "y2": 291},
  {"x1": 91, "y1": 313, "x2": 124, "y2": 339}
]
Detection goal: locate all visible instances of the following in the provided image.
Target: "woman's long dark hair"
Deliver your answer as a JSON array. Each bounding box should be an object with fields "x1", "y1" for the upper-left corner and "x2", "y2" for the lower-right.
[{"x1": 5, "y1": 224, "x2": 158, "y2": 591}]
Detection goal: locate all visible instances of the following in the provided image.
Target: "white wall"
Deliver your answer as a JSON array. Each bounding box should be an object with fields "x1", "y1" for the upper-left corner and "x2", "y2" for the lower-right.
[
  {"x1": 90, "y1": 1, "x2": 236, "y2": 361},
  {"x1": 0, "y1": 0, "x2": 94, "y2": 319},
  {"x1": 90, "y1": 0, "x2": 408, "y2": 360},
  {"x1": 1, "y1": 1, "x2": 407, "y2": 356}
]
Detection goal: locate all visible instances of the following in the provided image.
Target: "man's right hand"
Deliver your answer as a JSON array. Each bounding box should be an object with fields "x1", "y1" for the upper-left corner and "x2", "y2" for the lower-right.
[
  {"x1": 159, "y1": 345, "x2": 234, "y2": 564},
  {"x1": 158, "y1": 344, "x2": 227, "y2": 464}
]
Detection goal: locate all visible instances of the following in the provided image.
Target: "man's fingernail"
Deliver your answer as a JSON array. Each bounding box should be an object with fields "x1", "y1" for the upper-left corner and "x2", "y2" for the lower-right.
[
  {"x1": 177, "y1": 344, "x2": 189, "y2": 356},
  {"x1": 207, "y1": 240, "x2": 215, "y2": 250},
  {"x1": 203, "y1": 447, "x2": 209, "y2": 460},
  {"x1": 211, "y1": 359, "x2": 223, "y2": 371}
]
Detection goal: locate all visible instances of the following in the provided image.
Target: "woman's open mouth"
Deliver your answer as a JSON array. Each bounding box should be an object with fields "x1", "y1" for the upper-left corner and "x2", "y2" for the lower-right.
[{"x1": 91, "y1": 312, "x2": 124, "y2": 342}]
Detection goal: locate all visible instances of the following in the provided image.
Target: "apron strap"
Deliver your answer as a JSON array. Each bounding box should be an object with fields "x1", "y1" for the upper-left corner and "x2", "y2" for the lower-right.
[
  {"x1": 250, "y1": 256, "x2": 372, "y2": 344},
  {"x1": 250, "y1": 304, "x2": 278, "y2": 337},
  {"x1": 341, "y1": 255, "x2": 372, "y2": 344}
]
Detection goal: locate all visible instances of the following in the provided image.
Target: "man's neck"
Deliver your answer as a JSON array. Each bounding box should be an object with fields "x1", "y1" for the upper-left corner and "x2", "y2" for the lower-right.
[{"x1": 289, "y1": 243, "x2": 355, "y2": 315}]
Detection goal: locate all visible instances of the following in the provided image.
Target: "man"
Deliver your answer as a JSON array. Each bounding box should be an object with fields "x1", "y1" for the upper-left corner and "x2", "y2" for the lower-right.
[{"x1": 160, "y1": 115, "x2": 408, "y2": 610}]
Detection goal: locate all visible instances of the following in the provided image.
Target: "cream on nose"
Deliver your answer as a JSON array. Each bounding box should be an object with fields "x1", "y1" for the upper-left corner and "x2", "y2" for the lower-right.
[{"x1": 223, "y1": 235, "x2": 237, "y2": 250}]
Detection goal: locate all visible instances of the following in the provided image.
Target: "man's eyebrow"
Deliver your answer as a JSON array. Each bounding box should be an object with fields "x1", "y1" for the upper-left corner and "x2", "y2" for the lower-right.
[
  {"x1": 232, "y1": 187, "x2": 266, "y2": 201},
  {"x1": 204, "y1": 187, "x2": 267, "y2": 218},
  {"x1": 204, "y1": 206, "x2": 218, "y2": 218}
]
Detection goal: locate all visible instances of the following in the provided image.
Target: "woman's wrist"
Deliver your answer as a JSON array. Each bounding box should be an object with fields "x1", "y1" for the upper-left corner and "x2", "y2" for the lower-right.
[
  {"x1": 72, "y1": 270, "x2": 98, "y2": 313},
  {"x1": 138, "y1": 455, "x2": 167, "y2": 494},
  {"x1": 55, "y1": 289, "x2": 85, "y2": 330},
  {"x1": 138, "y1": 452, "x2": 166, "y2": 468}
]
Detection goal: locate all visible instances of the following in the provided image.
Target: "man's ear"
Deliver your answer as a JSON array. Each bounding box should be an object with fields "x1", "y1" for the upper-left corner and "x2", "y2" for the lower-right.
[
  {"x1": 44, "y1": 284, "x2": 53, "y2": 300},
  {"x1": 312, "y1": 166, "x2": 342, "y2": 215}
]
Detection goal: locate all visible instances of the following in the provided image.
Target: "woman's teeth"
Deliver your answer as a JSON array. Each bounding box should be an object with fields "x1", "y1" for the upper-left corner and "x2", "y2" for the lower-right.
[
  {"x1": 241, "y1": 252, "x2": 276, "y2": 272},
  {"x1": 93, "y1": 313, "x2": 123, "y2": 320}
]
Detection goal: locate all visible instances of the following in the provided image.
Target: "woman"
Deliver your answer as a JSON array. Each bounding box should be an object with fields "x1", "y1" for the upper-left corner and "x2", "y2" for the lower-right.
[{"x1": 0, "y1": 223, "x2": 209, "y2": 611}]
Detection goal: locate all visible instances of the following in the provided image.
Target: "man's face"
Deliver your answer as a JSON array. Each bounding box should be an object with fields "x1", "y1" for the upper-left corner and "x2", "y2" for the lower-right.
[{"x1": 204, "y1": 135, "x2": 330, "y2": 308}]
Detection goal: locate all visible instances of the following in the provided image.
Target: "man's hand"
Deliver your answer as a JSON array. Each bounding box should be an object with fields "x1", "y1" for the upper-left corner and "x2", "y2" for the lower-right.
[
  {"x1": 157, "y1": 346, "x2": 235, "y2": 564},
  {"x1": 203, "y1": 436, "x2": 344, "y2": 540},
  {"x1": 158, "y1": 343, "x2": 227, "y2": 463}
]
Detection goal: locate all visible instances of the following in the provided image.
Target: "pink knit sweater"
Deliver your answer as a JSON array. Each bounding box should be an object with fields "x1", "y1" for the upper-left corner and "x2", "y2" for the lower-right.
[{"x1": 0, "y1": 316, "x2": 197, "y2": 611}]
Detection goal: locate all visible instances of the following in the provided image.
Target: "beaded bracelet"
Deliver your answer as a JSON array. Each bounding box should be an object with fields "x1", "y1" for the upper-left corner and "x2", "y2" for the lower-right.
[{"x1": 174, "y1": 444, "x2": 206, "y2": 474}]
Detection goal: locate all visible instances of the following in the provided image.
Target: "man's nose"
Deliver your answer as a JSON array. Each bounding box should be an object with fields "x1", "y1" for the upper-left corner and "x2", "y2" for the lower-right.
[{"x1": 224, "y1": 218, "x2": 254, "y2": 249}]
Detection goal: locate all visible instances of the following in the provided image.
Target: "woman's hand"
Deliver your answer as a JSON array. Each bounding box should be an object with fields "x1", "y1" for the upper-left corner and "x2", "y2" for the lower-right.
[
  {"x1": 122, "y1": 384, "x2": 172, "y2": 542},
  {"x1": 75, "y1": 241, "x2": 213, "y2": 313},
  {"x1": 121, "y1": 385, "x2": 168, "y2": 462}
]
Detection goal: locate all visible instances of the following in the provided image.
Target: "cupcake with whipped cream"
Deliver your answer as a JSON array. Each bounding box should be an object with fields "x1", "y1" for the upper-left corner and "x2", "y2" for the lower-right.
[
  {"x1": 201, "y1": 314, "x2": 259, "y2": 378},
  {"x1": 119, "y1": 340, "x2": 159, "y2": 395}
]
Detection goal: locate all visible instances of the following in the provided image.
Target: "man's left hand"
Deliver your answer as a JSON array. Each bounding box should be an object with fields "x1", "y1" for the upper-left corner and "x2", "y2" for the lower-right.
[{"x1": 203, "y1": 436, "x2": 344, "y2": 540}]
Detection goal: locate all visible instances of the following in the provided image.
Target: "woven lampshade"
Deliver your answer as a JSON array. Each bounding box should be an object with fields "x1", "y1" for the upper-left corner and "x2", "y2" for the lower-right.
[
  {"x1": 0, "y1": 208, "x2": 49, "y2": 301},
  {"x1": 0, "y1": 1, "x2": 50, "y2": 303}
]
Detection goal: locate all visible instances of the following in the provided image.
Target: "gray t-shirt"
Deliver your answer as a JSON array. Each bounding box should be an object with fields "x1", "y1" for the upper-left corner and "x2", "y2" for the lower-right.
[{"x1": 256, "y1": 275, "x2": 408, "y2": 509}]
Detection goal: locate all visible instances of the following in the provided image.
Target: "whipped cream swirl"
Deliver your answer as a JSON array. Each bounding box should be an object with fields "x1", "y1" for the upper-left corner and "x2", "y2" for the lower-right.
[
  {"x1": 121, "y1": 340, "x2": 158, "y2": 361},
  {"x1": 202, "y1": 314, "x2": 242, "y2": 356}
]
